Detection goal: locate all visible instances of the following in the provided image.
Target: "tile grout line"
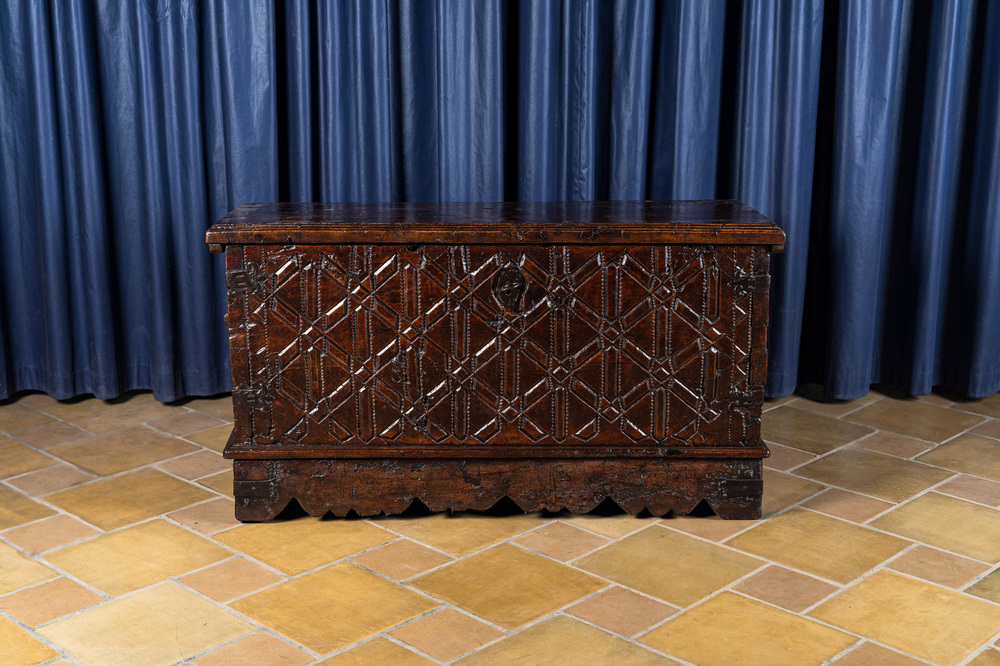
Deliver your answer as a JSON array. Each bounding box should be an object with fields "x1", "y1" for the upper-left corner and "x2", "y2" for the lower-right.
[
  {"x1": 390, "y1": 604, "x2": 517, "y2": 663},
  {"x1": 5, "y1": 396, "x2": 222, "y2": 444},
  {"x1": 0, "y1": 604, "x2": 85, "y2": 664},
  {"x1": 178, "y1": 619, "x2": 324, "y2": 664},
  {"x1": 381, "y1": 631, "x2": 449, "y2": 665},
  {"x1": 363, "y1": 523, "x2": 709, "y2": 661},
  {"x1": 2, "y1": 445, "x2": 231, "y2": 511},
  {"x1": 2, "y1": 459, "x2": 237, "y2": 553},
  {"x1": 769, "y1": 426, "x2": 1000, "y2": 509},
  {"x1": 532, "y1": 611, "x2": 694, "y2": 664},
  {"x1": 825, "y1": 641, "x2": 867, "y2": 664},
  {"x1": 965, "y1": 625, "x2": 1000, "y2": 663},
  {"x1": 623, "y1": 559, "x2": 779, "y2": 639},
  {"x1": 959, "y1": 561, "x2": 1000, "y2": 595},
  {"x1": 798, "y1": 554, "x2": 1000, "y2": 662},
  {"x1": 322, "y1": 631, "x2": 444, "y2": 665},
  {"x1": 1, "y1": 398, "x2": 254, "y2": 662}
]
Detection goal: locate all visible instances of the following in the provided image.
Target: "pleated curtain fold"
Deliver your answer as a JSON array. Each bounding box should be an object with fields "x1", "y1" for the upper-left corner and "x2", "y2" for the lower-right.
[{"x1": 1, "y1": 0, "x2": 998, "y2": 401}]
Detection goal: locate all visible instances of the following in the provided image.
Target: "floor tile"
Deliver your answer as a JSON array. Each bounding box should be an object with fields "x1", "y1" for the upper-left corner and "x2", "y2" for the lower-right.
[
  {"x1": 350, "y1": 539, "x2": 453, "y2": 580},
  {"x1": 0, "y1": 616, "x2": 58, "y2": 666},
  {"x1": 0, "y1": 577, "x2": 105, "y2": 625},
  {"x1": 46, "y1": 467, "x2": 212, "y2": 530},
  {"x1": 557, "y1": 513, "x2": 658, "y2": 538},
  {"x1": 918, "y1": 434, "x2": 1000, "y2": 483},
  {"x1": 854, "y1": 431, "x2": 936, "y2": 458},
  {"x1": 47, "y1": 425, "x2": 198, "y2": 476},
  {"x1": 0, "y1": 485, "x2": 56, "y2": 530},
  {"x1": 888, "y1": 545, "x2": 990, "y2": 588},
  {"x1": 413, "y1": 543, "x2": 604, "y2": 629},
  {"x1": 965, "y1": 569, "x2": 1000, "y2": 604},
  {"x1": 15, "y1": 393, "x2": 62, "y2": 410},
  {"x1": 871, "y1": 492, "x2": 1000, "y2": 563},
  {"x1": 183, "y1": 396, "x2": 235, "y2": 422},
  {"x1": 460, "y1": 615, "x2": 676, "y2": 665},
  {"x1": 733, "y1": 565, "x2": 839, "y2": 612},
  {"x1": 566, "y1": 586, "x2": 677, "y2": 637},
  {"x1": 640, "y1": 592, "x2": 855, "y2": 666},
  {"x1": 763, "y1": 442, "x2": 816, "y2": 471},
  {"x1": 0, "y1": 435, "x2": 56, "y2": 478},
  {"x1": 762, "y1": 406, "x2": 873, "y2": 453},
  {"x1": 7, "y1": 464, "x2": 95, "y2": 496},
  {"x1": 0, "y1": 403, "x2": 55, "y2": 433},
  {"x1": 149, "y1": 411, "x2": 227, "y2": 436},
  {"x1": 375, "y1": 512, "x2": 546, "y2": 557},
  {"x1": 38, "y1": 582, "x2": 253, "y2": 666},
  {"x1": 936, "y1": 475, "x2": 1000, "y2": 506},
  {"x1": 41, "y1": 393, "x2": 181, "y2": 434},
  {"x1": 727, "y1": 509, "x2": 909, "y2": 583},
  {"x1": 801, "y1": 488, "x2": 894, "y2": 523},
  {"x1": 968, "y1": 651, "x2": 1000, "y2": 666},
  {"x1": 791, "y1": 396, "x2": 871, "y2": 418},
  {"x1": 972, "y1": 419, "x2": 1000, "y2": 440},
  {"x1": 233, "y1": 563, "x2": 438, "y2": 654},
  {"x1": 847, "y1": 400, "x2": 983, "y2": 442},
  {"x1": 169, "y1": 498, "x2": 241, "y2": 534},
  {"x1": 811, "y1": 570, "x2": 1000, "y2": 665},
  {"x1": 953, "y1": 394, "x2": 1000, "y2": 419},
  {"x1": 178, "y1": 557, "x2": 285, "y2": 603},
  {"x1": 794, "y1": 447, "x2": 952, "y2": 502},
  {"x1": 199, "y1": 469, "x2": 234, "y2": 496},
  {"x1": 45, "y1": 519, "x2": 230, "y2": 596},
  {"x1": 2, "y1": 515, "x2": 100, "y2": 553},
  {"x1": 192, "y1": 632, "x2": 313, "y2": 666},
  {"x1": 833, "y1": 641, "x2": 929, "y2": 665},
  {"x1": 389, "y1": 608, "x2": 504, "y2": 661},
  {"x1": 762, "y1": 468, "x2": 826, "y2": 517},
  {"x1": 934, "y1": 474, "x2": 1000, "y2": 506},
  {"x1": 186, "y1": 425, "x2": 232, "y2": 453},
  {"x1": 764, "y1": 394, "x2": 799, "y2": 408},
  {"x1": 576, "y1": 526, "x2": 762, "y2": 607},
  {"x1": 318, "y1": 638, "x2": 433, "y2": 665},
  {"x1": 8, "y1": 421, "x2": 89, "y2": 448},
  {"x1": 0, "y1": 541, "x2": 58, "y2": 594},
  {"x1": 514, "y1": 521, "x2": 610, "y2": 560},
  {"x1": 156, "y1": 450, "x2": 230, "y2": 480},
  {"x1": 215, "y1": 517, "x2": 393, "y2": 575},
  {"x1": 660, "y1": 515, "x2": 756, "y2": 541}
]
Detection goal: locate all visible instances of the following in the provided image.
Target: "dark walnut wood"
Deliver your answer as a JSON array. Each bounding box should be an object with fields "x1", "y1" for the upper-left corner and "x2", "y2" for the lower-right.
[{"x1": 207, "y1": 201, "x2": 784, "y2": 520}]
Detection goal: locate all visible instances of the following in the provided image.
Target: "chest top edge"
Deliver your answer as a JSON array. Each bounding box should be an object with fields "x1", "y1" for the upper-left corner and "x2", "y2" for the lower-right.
[{"x1": 206, "y1": 200, "x2": 785, "y2": 252}]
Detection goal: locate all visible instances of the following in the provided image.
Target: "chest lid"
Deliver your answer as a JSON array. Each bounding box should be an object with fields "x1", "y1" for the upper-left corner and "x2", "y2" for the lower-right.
[{"x1": 206, "y1": 200, "x2": 784, "y2": 252}]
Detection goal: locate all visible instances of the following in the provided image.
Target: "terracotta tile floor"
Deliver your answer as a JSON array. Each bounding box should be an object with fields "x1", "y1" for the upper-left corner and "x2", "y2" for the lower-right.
[{"x1": 2, "y1": 388, "x2": 1000, "y2": 665}]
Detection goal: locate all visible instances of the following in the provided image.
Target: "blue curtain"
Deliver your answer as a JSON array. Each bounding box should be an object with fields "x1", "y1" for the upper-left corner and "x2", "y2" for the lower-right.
[{"x1": 1, "y1": 0, "x2": 998, "y2": 402}]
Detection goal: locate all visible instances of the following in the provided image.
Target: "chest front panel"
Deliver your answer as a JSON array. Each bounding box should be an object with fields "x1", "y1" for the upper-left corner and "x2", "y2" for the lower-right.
[{"x1": 226, "y1": 243, "x2": 767, "y2": 454}]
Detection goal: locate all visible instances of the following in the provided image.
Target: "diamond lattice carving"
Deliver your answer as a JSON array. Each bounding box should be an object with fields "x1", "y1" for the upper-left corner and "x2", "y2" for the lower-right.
[{"x1": 234, "y1": 244, "x2": 756, "y2": 450}]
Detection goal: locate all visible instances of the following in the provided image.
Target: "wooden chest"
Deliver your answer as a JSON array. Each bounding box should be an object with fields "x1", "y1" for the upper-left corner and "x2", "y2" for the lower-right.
[{"x1": 206, "y1": 201, "x2": 784, "y2": 521}]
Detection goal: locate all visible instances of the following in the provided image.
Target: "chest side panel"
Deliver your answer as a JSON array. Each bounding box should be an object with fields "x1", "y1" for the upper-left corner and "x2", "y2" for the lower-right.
[{"x1": 227, "y1": 243, "x2": 763, "y2": 453}]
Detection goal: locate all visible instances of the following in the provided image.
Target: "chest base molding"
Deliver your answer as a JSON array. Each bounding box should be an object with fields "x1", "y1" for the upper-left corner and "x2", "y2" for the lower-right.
[{"x1": 230, "y1": 445, "x2": 764, "y2": 521}]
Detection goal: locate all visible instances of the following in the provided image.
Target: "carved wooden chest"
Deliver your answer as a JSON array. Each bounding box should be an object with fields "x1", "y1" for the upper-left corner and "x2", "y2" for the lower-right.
[{"x1": 206, "y1": 201, "x2": 784, "y2": 520}]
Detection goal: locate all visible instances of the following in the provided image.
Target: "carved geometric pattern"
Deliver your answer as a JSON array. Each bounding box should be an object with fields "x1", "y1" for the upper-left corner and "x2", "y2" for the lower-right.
[{"x1": 234, "y1": 244, "x2": 756, "y2": 450}]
